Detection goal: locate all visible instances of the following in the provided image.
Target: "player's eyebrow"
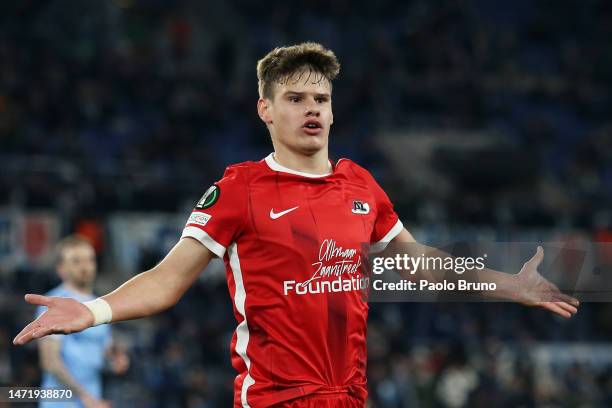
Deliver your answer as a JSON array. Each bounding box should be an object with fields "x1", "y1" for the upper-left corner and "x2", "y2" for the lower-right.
[{"x1": 283, "y1": 91, "x2": 331, "y2": 99}]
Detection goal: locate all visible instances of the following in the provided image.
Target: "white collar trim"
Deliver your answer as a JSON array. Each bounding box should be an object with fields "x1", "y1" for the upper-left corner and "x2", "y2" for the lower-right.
[{"x1": 265, "y1": 153, "x2": 332, "y2": 178}]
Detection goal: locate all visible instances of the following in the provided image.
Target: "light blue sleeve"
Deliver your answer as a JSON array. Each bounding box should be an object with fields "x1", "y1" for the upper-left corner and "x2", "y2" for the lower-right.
[{"x1": 35, "y1": 305, "x2": 47, "y2": 319}]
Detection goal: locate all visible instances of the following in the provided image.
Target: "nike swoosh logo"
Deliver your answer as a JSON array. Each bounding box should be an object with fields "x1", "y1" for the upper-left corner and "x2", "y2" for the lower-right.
[{"x1": 270, "y1": 206, "x2": 299, "y2": 220}]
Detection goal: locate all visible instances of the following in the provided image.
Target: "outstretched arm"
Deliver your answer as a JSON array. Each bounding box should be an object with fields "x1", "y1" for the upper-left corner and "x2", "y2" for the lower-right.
[
  {"x1": 14, "y1": 237, "x2": 213, "y2": 345},
  {"x1": 390, "y1": 228, "x2": 579, "y2": 318}
]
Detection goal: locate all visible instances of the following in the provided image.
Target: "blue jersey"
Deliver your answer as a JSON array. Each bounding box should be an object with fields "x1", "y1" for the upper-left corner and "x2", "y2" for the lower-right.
[{"x1": 36, "y1": 284, "x2": 112, "y2": 408}]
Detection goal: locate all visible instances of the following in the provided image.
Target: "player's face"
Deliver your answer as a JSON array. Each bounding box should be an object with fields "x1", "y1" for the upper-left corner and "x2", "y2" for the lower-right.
[
  {"x1": 260, "y1": 69, "x2": 333, "y2": 155},
  {"x1": 58, "y1": 245, "x2": 97, "y2": 289}
]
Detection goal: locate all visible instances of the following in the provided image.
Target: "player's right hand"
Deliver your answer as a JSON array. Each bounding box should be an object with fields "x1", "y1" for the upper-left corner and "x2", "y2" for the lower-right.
[{"x1": 12, "y1": 294, "x2": 94, "y2": 345}]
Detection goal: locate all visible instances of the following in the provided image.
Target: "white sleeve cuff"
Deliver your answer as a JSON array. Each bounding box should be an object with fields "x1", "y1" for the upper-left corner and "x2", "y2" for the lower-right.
[
  {"x1": 370, "y1": 219, "x2": 404, "y2": 253},
  {"x1": 181, "y1": 226, "x2": 226, "y2": 258}
]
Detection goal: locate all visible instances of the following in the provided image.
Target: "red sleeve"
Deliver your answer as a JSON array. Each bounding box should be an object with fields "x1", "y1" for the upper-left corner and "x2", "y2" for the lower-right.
[
  {"x1": 367, "y1": 174, "x2": 403, "y2": 245},
  {"x1": 181, "y1": 166, "x2": 247, "y2": 257},
  {"x1": 346, "y1": 161, "x2": 403, "y2": 246}
]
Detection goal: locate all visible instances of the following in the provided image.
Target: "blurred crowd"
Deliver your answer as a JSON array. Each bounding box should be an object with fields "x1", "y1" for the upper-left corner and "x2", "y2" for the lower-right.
[{"x1": 1, "y1": 0, "x2": 611, "y2": 226}]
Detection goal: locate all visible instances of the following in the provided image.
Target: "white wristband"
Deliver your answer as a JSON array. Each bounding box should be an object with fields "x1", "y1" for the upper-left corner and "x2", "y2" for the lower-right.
[{"x1": 83, "y1": 298, "x2": 113, "y2": 326}]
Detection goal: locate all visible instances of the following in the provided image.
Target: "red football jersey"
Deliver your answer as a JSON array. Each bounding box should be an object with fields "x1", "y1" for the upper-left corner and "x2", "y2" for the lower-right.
[{"x1": 182, "y1": 154, "x2": 403, "y2": 407}]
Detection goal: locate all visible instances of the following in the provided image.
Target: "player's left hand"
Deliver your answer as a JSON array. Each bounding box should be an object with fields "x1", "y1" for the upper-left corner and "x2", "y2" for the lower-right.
[{"x1": 514, "y1": 246, "x2": 579, "y2": 318}]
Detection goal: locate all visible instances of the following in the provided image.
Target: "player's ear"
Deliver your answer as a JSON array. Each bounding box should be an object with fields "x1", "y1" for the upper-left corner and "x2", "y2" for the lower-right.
[
  {"x1": 56, "y1": 262, "x2": 66, "y2": 280},
  {"x1": 257, "y1": 98, "x2": 273, "y2": 125}
]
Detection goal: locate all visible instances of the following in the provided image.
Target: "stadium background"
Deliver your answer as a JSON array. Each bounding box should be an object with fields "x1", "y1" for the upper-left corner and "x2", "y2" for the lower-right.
[{"x1": 1, "y1": 0, "x2": 612, "y2": 406}]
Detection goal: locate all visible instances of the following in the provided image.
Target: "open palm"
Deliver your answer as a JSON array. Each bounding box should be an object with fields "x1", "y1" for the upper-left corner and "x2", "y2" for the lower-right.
[
  {"x1": 515, "y1": 246, "x2": 579, "y2": 318},
  {"x1": 13, "y1": 294, "x2": 94, "y2": 345}
]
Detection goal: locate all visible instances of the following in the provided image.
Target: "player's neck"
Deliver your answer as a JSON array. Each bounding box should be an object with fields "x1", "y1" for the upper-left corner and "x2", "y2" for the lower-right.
[
  {"x1": 64, "y1": 282, "x2": 94, "y2": 297},
  {"x1": 272, "y1": 148, "x2": 331, "y2": 175}
]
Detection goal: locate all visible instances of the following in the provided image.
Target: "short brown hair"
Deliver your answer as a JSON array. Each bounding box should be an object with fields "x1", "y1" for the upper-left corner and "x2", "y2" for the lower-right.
[
  {"x1": 56, "y1": 234, "x2": 93, "y2": 263},
  {"x1": 257, "y1": 42, "x2": 341, "y2": 99}
]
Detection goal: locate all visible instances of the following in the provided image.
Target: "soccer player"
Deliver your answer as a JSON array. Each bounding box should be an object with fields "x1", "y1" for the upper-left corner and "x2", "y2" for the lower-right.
[
  {"x1": 13, "y1": 43, "x2": 578, "y2": 408},
  {"x1": 36, "y1": 235, "x2": 129, "y2": 408}
]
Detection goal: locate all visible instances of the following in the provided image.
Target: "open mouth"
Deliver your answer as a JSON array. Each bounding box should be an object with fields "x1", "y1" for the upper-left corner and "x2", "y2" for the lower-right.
[{"x1": 302, "y1": 120, "x2": 323, "y2": 134}]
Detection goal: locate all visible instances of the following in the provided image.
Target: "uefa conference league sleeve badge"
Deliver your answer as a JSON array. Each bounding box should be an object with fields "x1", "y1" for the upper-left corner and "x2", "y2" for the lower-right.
[{"x1": 196, "y1": 185, "x2": 220, "y2": 209}]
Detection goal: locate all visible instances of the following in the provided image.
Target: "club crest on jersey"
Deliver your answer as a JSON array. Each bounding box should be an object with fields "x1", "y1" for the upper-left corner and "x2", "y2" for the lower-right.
[
  {"x1": 351, "y1": 200, "x2": 370, "y2": 215},
  {"x1": 196, "y1": 185, "x2": 220, "y2": 209}
]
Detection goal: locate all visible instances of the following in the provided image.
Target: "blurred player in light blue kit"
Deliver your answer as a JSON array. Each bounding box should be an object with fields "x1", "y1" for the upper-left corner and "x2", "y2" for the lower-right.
[{"x1": 36, "y1": 235, "x2": 128, "y2": 408}]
